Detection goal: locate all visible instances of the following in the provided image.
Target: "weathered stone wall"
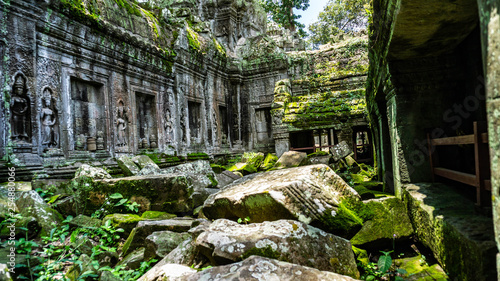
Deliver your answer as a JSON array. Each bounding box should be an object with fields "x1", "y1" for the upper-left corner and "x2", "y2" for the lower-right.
[
  {"x1": 368, "y1": 0, "x2": 498, "y2": 278},
  {"x1": 477, "y1": 1, "x2": 500, "y2": 278},
  {"x1": 0, "y1": 0, "x2": 270, "y2": 176},
  {"x1": 271, "y1": 36, "x2": 370, "y2": 157}
]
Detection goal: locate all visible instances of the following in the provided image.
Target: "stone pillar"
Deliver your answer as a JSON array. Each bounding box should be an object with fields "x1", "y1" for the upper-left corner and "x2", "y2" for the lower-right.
[{"x1": 478, "y1": 2, "x2": 500, "y2": 278}]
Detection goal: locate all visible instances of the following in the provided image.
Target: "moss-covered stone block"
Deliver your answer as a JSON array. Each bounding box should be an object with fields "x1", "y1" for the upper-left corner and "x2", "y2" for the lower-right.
[
  {"x1": 141, "y1": 211, "x2": 176, "y2": 220},
  {"x1": 350, "y1": 197, "x2": 414, "y2": 249},
  {"x1": 403, "y1": 183, "x2": 497, "y2": 280},
  {"x1": 103, "y1": 213, "x2": 143, "y2": 236},
  {"x1": 227, "y1": 162, "x2": 257, "y2": 175},
  {"x1": 395, "y1": 255, "x2": 448, "y2": 281}
]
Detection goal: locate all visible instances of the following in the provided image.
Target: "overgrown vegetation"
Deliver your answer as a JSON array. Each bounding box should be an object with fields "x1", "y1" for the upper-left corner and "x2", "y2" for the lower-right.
[{"x1": 1, "y1": 187, "x2": 155, "y2": 280}]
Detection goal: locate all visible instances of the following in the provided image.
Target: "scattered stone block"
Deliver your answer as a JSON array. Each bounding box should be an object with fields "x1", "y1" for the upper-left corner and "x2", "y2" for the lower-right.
[{"x1": 117, "y1": 155, "x2": 141, "y2": 176}]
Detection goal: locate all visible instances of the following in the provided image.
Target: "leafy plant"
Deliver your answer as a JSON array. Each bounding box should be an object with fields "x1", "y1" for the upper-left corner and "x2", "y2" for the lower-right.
[
  {"x1": 237, "y1": 216, "x2": 251, "y2": 224},
  {"x1": 109, "y1": 193, "x2": 140, "y2": 213},
  {"x1": 359, "y1": 250, "x2": 407, "y2": 281}
]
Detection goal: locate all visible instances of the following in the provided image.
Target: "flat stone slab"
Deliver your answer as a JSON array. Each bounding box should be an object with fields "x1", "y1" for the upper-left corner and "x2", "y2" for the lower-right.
[
  {"x1": 93, "y1": 174, "x2": 200, "y2": 214},
  {"x1": 183, "y1": 256, "x2": 359, "y2": 281},
  {"x1": 202, "y1": 164, "x2": 360, "y2": 233},
  {"x1": 122, "y1": 218, "x2": 194, "y2": 256},
  {"x1": 403, "y1": 183, "x2": 496, "y2": 280},
  {"x1": 195, "y1": 219, "x2": 359, "y2": 277}
]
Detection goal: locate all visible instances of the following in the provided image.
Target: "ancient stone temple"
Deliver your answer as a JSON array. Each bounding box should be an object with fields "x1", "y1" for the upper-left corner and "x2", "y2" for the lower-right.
[
  {"x1": 367, "y1": 0, "x2": 500, "y2": 279},
  {"x1": 0, "y1": 0, "x2": 368, "y2": 178}
]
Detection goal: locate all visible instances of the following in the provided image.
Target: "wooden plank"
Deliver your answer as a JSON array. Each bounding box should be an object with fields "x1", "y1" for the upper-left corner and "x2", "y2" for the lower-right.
[
  {"x1": 433, "y1": 167, "x2": 477, "y2": 187},
  {"x1": 481, "y1": 133, "x2": 489, "y2": 143},
  {"x1": 485, "y1": 180, "x2": 492, "y2": 191},
  {"x1": 431, "y1": 135, "x2": 474, "y2": 146},
  {"x1": 427, "y1": 133, "x2": 435, "y2": 182}
]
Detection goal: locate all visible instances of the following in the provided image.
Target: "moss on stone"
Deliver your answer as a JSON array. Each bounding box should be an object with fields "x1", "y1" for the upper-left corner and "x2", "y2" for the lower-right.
[
  {"x1": 187, "y1": 152, "x2": 209, "y2": 161},
  {"x1": 140, "y1": 211, "x2": 176, "y2": 220},
  {"x1": 240, "y1": 245, "x2": 281, "y2": 261},
  {"x1": 206, "y1": 173, "x2": 218, "y2": 187},
  {"x1": 352, "y1": 246, "x2": 369, "y2": 266},
  {"x1": 260, "y1": 153, "x2": 278, "y2": 171},
  {"x1": 319, "y1": 197, "x2": 373, "y2": 238},
  {"x1": 186, "y1": 25, "x2": 201, "y2": 51}
]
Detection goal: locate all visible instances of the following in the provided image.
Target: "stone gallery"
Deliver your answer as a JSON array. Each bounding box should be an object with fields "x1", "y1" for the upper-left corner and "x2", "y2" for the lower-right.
[
  {"x1": 0, "y1": 0, "x2": 499, "y2": 280},
  {"x1": 0, "y1": 0, "x2": 369, "y2": 178}
]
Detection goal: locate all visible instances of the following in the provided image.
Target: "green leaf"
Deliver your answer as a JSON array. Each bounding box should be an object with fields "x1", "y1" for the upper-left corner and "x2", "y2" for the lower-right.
[
  {"x1": 366, "y1": 275, "x2": 375, "y2": 281},
  {"x1": 396, "y1": 268, "x2": 408, "y2": 274},
  {"x1": 47, "y1": 194, "x2": 61, "y2": 204},
  {"x1": 115, "y1": 198, "x2": 128, "y2": 206},
  {"x1": 378, "y1": 254, "x2": 392, "y2": 273},
  {"x1": 109, "y1": 193, "x2": 123, "y2": 199}
]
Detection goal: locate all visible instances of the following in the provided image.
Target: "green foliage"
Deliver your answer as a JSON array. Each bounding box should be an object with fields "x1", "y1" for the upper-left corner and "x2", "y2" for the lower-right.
[
  {"x1": 308, "y1": 0, "x2": 369, "y2": 46},
  {"x1": 237, "y1": 216, "x2": 251, "y2": 224},
  {"x1": 109, "y1": 193, "x2": 140, "y2": 213},
  {"x1": 358, "y1": 251, "x2": 408, "y2": 281},
  {"x1": 99, "y1": 258, "x2": 157, "y2": 280},
  {"x1": 260, "y1": 0, "x2": 309, "y2": 36},
  {"x1": 187, "y1": 152, "x2": 209, "y2": 161},
  {"x1": 11, "y1": 205, "x2": 158, "y2": 281},
  {"x1": 186, "y1": 25, "x2": 202, "y2": 51}
]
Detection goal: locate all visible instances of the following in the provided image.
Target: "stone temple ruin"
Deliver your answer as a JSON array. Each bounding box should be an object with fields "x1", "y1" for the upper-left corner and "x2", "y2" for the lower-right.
[{"x1": 0, "y1": 0, "x2": 370, "y2": 179}]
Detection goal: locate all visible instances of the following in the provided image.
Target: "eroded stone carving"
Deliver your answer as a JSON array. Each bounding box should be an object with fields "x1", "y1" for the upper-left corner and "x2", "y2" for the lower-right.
[
  {"x1": 116, "y1": 100, "x2": 128, "y2": 147},
  {"x1": 40, "y1": 87, "x2": 58, "y2": 148},
  {"x1": 11, "y1": 75, "x2": 31, "y2": 143}
]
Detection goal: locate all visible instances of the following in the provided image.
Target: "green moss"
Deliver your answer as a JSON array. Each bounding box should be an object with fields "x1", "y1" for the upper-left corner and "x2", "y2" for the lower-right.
[
  {"x1": 113, "y1": 0, "x2": 141, "y2": 17},
  {"x1": 307, "y1": 151, "x2": 329, "y2": 158},
  {"x1": 319, "y1": 197, "x2": 373, "y2": 238},
  {"x1": 352, "y1": 246, "x2": 369, "y2": 266},
  {"x1": 187, "y1": 152, "x2": 209, "y2": 161},
  {"x1": 260, "y1": 153, "x2": 278, "y2": 171},
  {"x1": 206, "y1": 173, "x2": 218, "y2": 187},
  {"x1": 186, "y1": 25, "x2": 201, "y2": 51},
  {"x1": 228, "y1": 163, "x2": 257, "y2": 175},
  {"x1": 240, "y1": 245, "x2": 281, "y2": 260},
  {"x1": 212, "y1": 37, "x2": 226, "y2": 57},
  {"x1": 210, "y1": 164, "x2": 226, "y2": 173},
  {"x1": 140, "y1": 211, "x2": 176, "y2": 220}
]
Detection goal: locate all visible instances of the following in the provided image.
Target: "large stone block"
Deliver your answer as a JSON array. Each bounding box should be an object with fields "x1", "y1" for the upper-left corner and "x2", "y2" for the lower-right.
[
  {"x1": 202, "y1": 164, "x2": 361, "y2": 234},
  {"x1": 117, "y1": 156, "x2": 141, "y2": 176},
  {"x1": 183, "y1": 256, "x2": 359, "y2": 281},
  {"x1": 194, "y1": 219, "x2": 359, "y2": 277},
  {"x1": 402, "y1": 183, "x2": 497, "y2": 280}
]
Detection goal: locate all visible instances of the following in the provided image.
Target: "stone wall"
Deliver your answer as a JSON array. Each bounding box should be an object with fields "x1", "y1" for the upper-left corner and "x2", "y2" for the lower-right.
[
  {"x1": 271, "y1": 35, "x2": 370, "y2": 157},
  {"x1": 0, "y1": 0, "x2": 370, "y2": 180},
  {"x1": 367, "y1": 0, "x2": 499, "y2": 278}
]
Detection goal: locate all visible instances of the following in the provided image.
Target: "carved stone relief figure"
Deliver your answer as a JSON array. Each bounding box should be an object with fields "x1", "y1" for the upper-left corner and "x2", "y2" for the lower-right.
[
  {"x1": 116, "y1": 100, "x2": 128, "y2": 147},
  {"x1": 10, "y1": 75, "x2": 31, "y2": 142},
  {"x1": 163, "y1": 91, "x2": 174, "y2": 144},
  {"x1": 40, "y1": 88, "x2": 58, "y2": 148}
]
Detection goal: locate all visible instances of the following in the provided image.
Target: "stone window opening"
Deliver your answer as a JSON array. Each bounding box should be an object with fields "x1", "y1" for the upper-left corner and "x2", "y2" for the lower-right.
[
  {"x1": 353, "y1": 127, "x2": 372, "y2": 163},
  {"x1": 71, "y1": 79, "x2": 105, "y2": 151},
  {"x1": 219, "y1": 105, "x2": 228, "y2": 145},
  {"x1": 291, "y1": 128, "x2": 338, "y2": 154},
  {"x1": 188, "y1": 101, "x2": 202, "y2": 142}
]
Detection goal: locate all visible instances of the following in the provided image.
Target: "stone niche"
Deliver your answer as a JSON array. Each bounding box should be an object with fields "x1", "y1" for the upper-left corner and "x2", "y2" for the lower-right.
[
  {"x1": 135, "y1": 92, "x2": 158, "y2": 150},
  {"x1": 70, "y1": 79, "x2": 106, "y2": 152},
  {"x1": 188, "y1": 100, "x2": 202, "y2": 143},
  {"x1": 254, "y1": 107, "x2": 272, "y2": 144},
  {"x1": 218, "y1": 105, "x2": 229, "y2": 145}
]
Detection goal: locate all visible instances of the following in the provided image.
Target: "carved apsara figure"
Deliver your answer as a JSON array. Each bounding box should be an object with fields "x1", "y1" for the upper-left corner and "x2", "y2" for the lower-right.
[
  {"x1": 10, "y1": 75, "x2": 31, "y2": 142},
  {"x1": 40, "y1": 88, "x2": 58, "y2": 148},
  {"x1": 116, "y1": 101, "x2": 127, "y2": 146}
]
